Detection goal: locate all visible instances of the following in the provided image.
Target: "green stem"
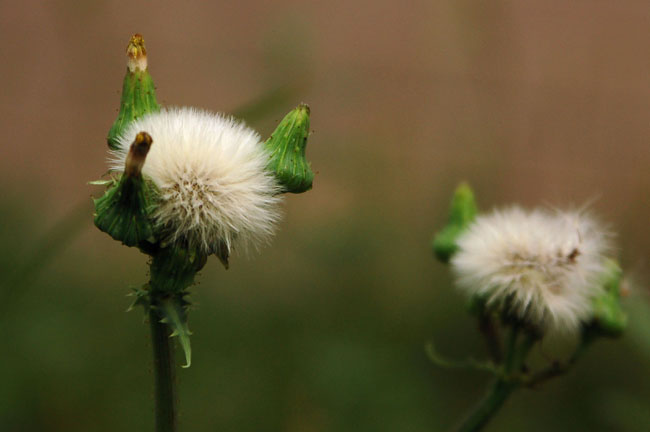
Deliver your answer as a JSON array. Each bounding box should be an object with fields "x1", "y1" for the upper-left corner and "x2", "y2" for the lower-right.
[
  {"x1": 455, "y1": 378, "x2": 516, "y2": 432},
  {"x1": 454, "y1": 327, "x2": 535, "y2": 432},
  {"x1": 149, "y1": 308, "x2": 177, "y2": 432},
  {"x1": 525, "y1": 329, "x2": 594, "y2": 388},
  {"x1": 478, "y1": 313, "x2": 502, "y2": 364}
]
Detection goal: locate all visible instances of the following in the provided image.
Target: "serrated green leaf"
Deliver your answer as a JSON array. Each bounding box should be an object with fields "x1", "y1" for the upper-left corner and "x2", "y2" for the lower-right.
[
  {"x1": 158, "y1": 295, "x2": 192, "y2": 368},
  {"x1": 127, "y1": 284, "x2": 151, "y2": 313}
]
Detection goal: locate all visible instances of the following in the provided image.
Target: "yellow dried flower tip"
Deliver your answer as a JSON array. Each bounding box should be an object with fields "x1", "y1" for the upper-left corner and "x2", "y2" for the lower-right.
[{"x1": 126, "y1": 33, "x2": 147, "y2": 72}]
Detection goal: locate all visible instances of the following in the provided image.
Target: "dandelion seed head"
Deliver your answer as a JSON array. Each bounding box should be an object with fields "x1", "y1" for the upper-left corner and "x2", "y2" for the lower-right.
[
  {"x1": 451, "y1": 206, "x2": 610, "y2": 336},
  {"x1": 110, "y1": 107, "x2": 282, "y2": 255}
]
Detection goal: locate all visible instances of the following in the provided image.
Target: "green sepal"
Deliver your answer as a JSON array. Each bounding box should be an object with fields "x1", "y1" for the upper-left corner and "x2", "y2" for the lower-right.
[
  {"x1": 590, "y1": 259, "x2": 627, "y2": 337},
  {"x1": 432, "y1": 182, "x2": 478, "y2": 263},
  {"x1": 213, "y1": 240, "x2": 230, "y2": 270},
  {"x1": 88, "y1": 179, "x2": 114, "y2": 186},
  {"x1": 93, "y1": 174, "x2": 157, "y2": 247},
  {"x1": 149, "y1": 245, "x2": 208, "y2": 294},
  {"x1": 107, "y1": 68, "x2": 160, "y2": 149},
  {"x1": 264, "y1": 104, "x2": 314, "y2": 193},
  {"x1": 156, "y1": 294, "x2": 193, "y2": 368}
]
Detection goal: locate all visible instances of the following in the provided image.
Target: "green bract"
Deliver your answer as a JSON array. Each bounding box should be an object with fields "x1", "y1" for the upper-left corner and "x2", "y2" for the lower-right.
[
  {"x1": 93, "y1": 174, "x2": 157, "y2": 247},
  {"x1": 432, "y1": 182, "x2": 478, "y2": 263},
  {"x1": 591, "y1": 259, "x2": 627, "y2": 337},
  {"x1": 264, "y1": 104, "x2": 314, "y2": 193}
]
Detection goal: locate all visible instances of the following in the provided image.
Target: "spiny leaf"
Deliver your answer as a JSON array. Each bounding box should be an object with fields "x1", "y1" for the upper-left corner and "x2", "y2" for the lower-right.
[
  {"x1": 127, "y1": 284, "x2": 151, "y2": 313},
  {"x1": 158, "y1": 295, "x2": 193, "y2": 368}
]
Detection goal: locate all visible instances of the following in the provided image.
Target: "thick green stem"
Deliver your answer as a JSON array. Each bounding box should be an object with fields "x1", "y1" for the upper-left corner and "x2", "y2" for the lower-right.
[
  {"x1": 525, "y1": 329, "x2": 594, "y2": 387},
  {"x1": 478, "y1": 314, "x2": 502, "y2": 364},
  {"x1": 454, "y1": 327, "x2": 535, "y2": 432},
  {"x1": 455, "y1": 378, "x2": 516, "y2": 432},
  {"x1": 149, "y1": 308, "x2": 177, "y2": 432}
]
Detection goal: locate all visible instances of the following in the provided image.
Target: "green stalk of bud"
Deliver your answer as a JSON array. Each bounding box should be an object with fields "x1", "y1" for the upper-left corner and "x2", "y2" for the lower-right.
[
  {"x1": 432, "y1": 182, "x2": 478, "y2": 263},
  {"x1": 264, "y1": 104, "x2": 314, "y2": 193},
  {"x1": 107, "y1": 34, "x2": 160, "y2": 150},
  {"x1": 590, "y1": 259, "x2": 627, "y2": 337},
  {"x1": 94, "y1": 132, "x2": 157, "y2": 247}
]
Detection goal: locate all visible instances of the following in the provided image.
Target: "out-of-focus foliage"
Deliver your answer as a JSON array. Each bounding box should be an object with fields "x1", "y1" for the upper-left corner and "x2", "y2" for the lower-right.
[{"x1": 1, "y1": 188, "x2": 650, "y2": 432}]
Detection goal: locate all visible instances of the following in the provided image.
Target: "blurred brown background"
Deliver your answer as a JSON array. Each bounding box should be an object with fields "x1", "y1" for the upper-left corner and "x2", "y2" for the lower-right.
[{"x1": 0, "y1": 1, "x2": 648, "y2": 431}]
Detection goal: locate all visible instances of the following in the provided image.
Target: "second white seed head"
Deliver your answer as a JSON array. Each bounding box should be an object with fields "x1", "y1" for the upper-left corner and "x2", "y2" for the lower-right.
[
  {"x1": 110, "y1": 107, "x2": 282, "y2": 255},
  {"x1": 451, "y1": 207, "x2": 610, "y2": 336}
]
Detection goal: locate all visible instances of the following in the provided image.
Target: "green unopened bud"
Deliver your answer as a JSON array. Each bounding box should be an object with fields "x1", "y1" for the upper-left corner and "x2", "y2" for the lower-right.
[
  {"x1": 107, "y1": 34, "x2": 160, "y2": 149},
  {"x1": 94, "y1": 132, "x2": 157, "y2": 247},
  {"x1": 264, "y1": 104, "x2": 314, "y2": 193},
  {"x1": 590, "y1": 259, "x2": 627, "y2": 337},
  {"x1": 432, "y1": 182, "x2": 478, "y2": 263}
]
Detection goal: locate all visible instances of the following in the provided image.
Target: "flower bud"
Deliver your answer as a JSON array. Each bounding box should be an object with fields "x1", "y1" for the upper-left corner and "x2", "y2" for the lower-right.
[
  {"x1": 432, "y1": 182, "x2": 478, "y2": 263},
  {"x1": 94, "y1": 132, "x2": 156, "y2": 247},
  {"x1": 107, "y1": 34, "x2": 160, "y2": 150},
  {"x1": 264, "y1": 104, "x2": 314, "y2": 193},
  {"x1": 590, "y1": 259, "x2": 627, "y2": 337}
]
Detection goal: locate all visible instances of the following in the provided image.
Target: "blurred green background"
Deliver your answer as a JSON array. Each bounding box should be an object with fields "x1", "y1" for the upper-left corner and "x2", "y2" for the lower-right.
[{"x1": 1, "y1": 1, "x2": 649, "y2": 431}]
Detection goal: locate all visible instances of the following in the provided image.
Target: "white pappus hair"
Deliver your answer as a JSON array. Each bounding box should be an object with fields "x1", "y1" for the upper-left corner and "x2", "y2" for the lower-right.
[
  {"x1": 110, "y1": 107, "x2": 282, "y2": 255},
  {"x1": 451, "y1": 207, "x2": 610, "y2": 336}
]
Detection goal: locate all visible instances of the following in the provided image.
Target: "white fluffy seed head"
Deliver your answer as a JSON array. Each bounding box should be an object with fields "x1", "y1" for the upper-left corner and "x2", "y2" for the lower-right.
[
  {"x1": 451, "y1": 207, "x2": 611, "y2": 336},
  {"x1": 109, "y1": 107, "x2": 283, "y2": 255}
]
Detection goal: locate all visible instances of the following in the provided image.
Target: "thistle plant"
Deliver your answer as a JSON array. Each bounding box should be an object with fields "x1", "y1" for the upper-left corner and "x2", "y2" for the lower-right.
[
  {"x1": 430, "y1": 183, "x2": 626, "y2": 432},
  {"x1": 92, "y1": 34, "x2": 313, "y2": 432}
]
